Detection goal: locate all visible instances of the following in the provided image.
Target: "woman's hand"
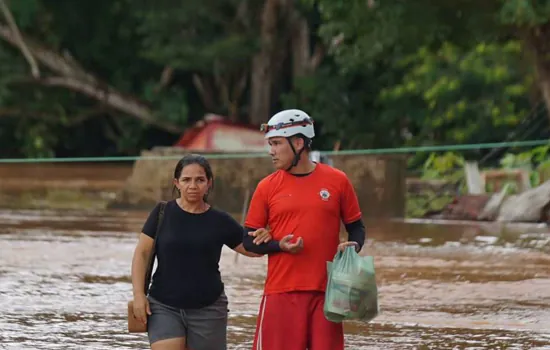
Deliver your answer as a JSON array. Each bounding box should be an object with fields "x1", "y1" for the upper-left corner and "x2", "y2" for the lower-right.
[
  {"x1": 132, "y1": 293, "x2": 151, "y2": 325},
  {"x1": 249, "y1": 228, "x2": 272, "y2": 245}
]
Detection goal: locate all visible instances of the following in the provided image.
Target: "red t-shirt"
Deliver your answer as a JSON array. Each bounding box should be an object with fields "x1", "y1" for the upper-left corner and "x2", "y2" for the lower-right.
[{"x1": 245, "y1": 163, "x2": 362, "y2": 295}]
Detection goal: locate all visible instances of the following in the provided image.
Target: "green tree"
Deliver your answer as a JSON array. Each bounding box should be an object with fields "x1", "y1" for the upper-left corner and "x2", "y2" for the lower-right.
[
  {"x1": 0, "y1": 0, "x2": 188, "y2": 156},
  {"x1": 281, "y1": 61, "x2": 405, "y2": 150},
  {"x1": 1, "y1": 0, "x2": 547, "y2": 158},
  {"x1": 379, "y1": 41, "x2": 534, "y2": 145},
  {"x1": 0, "y1": 0, "x2": 330, "y2": 157},
  {"x1": 136, "y1": 0, "x2": 262, "y2": 122},
  {"x1": 314, "y1": 0, "x2": 550, "y2": 122}
]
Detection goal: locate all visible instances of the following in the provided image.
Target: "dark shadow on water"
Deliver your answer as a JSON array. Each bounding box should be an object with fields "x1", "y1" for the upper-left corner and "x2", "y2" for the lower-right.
[{"x1": 78, "y1": 274, "x2": 131, "y2": 284}]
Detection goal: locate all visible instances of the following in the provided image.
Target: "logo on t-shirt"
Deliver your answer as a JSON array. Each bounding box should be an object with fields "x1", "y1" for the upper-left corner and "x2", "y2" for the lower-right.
[{"x1": 319, "y1": 188, "x2": 331, "y2": 201}]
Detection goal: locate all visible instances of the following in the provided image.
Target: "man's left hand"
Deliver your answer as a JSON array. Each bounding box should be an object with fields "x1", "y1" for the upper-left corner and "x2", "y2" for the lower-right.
[{"x1": 338, "y1": 241, "x2": 360, "y2": 252}]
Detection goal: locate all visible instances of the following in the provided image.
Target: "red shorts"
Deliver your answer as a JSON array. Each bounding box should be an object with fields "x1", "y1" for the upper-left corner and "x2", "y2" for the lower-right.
[{"x1": 252, "y1": 291, "x2": 344, "y2": 350}]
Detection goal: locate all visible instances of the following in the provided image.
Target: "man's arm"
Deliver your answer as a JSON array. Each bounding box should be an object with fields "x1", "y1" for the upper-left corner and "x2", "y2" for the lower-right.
[
  {"x1": 339, "y1": 174, "x2": 365, "y2": 252},
  {"x1": 242, "y1": 226, "x2": 283, "y2": 254},
  {"x1": 344, "y1": 219, "x2": 366, "y2": 251},
  {"x1": 242, "y1": 179, "x2": 275, "y2": 254}
]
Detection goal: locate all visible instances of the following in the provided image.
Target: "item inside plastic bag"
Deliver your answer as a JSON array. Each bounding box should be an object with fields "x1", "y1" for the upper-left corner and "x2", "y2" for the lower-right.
[{"x1": 324, "y1": 246, "x2": 379, "y2": 323}]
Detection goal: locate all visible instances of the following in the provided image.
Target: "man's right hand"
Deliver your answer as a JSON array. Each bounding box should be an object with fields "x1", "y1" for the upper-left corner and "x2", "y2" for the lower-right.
[
  {"x1": 279, "y1": 234, "x2": 304, "y2": 254},
  {"x1": 132, "y1": 293, "x2": 151, "y2": 325}
]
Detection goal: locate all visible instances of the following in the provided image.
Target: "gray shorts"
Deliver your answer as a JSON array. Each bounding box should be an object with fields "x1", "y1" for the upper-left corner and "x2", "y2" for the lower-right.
[{"x1": 147, "y1": 292, "x2": 228, "y2": 349}]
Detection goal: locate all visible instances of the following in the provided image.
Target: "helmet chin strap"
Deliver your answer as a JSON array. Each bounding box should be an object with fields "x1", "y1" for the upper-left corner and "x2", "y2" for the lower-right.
[{"x1": 286, "y1": 137, "x2": 305, "y2": 171}]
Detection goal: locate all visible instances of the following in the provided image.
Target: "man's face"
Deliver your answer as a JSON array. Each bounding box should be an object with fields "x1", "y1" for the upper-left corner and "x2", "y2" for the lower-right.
[{"x1": 268, "y1": 136, "x2": 302, "y2": 170}]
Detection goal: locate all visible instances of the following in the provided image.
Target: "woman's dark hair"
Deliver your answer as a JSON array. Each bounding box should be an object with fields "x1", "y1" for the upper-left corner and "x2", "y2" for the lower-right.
[{"x1": 173, "y1": 154, "x2": 214, "y2": 202}]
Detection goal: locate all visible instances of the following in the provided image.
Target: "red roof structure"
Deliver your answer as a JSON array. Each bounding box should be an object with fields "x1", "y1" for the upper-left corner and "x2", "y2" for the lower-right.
[{"x1": 174, "y1": 114, "x2": 268, "y2": 152}]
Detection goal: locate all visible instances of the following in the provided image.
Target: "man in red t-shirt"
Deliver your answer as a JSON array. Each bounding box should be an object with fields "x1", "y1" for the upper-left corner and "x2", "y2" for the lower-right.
[{"x1": 242, "y1": 109, "x2": 366, "y2": 350}]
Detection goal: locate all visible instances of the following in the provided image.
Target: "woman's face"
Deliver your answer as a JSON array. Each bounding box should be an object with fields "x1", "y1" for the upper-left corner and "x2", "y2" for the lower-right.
[{"x1": 174, "y1": 163, "x2": 211, "y2": 203}]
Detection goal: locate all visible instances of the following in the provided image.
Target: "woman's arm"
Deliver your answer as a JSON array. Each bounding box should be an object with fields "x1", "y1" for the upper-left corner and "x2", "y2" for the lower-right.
[
  {"x1": 131, "y1": 233, "x2": 154, "y2": 298},
  {"x1": 232, "y1": 243, "x2": 264, "y2": 257},
  {"x1": 224, "y1": 215, "x2": 272, "y2": 257}
]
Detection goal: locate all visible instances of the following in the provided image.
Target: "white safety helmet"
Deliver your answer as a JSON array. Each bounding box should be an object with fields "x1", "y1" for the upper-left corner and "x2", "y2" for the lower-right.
[
  {"x1": 260, "y1": 109, "x2": 315, "y2": 140},
  {"x1": 261, "y1": 109, "x2": 315, "y2": 170}
]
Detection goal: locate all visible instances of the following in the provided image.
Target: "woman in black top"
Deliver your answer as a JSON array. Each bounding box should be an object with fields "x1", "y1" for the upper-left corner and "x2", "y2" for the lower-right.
[{"x1": 131, "y1": 154, "x2": 270, "y2": 350}]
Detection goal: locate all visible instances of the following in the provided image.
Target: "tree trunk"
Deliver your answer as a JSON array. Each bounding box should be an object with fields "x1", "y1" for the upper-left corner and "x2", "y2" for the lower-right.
[
  {"x1": 290, "y1": 10, "x2": 324, "y2": 80},
  {"x1": 0, "y1": 24, "x2": 184, "y2": 134},
  {"x1": 192, "y1": 74, "x2": 218, "y2": 113},
  {"x1": 249, "y1": 0, "x2": 279, "y2": 126},
  {"x1": 291, "y1": 14, "x2": 311, "y2": 78},
  {"x1": 227, "y1": 71, "x2": 248, "y2": 123},
  {"x1": 523, "y1": 25, "x2": 550, "y2": 123},
  {"x1": 0, "y1": 0, "x2": 40, "y2": 78}
]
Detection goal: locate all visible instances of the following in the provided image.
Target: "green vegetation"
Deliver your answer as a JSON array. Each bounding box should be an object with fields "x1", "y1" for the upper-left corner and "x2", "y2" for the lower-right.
[
  {"x1": 0, "y1": 0, "x2": 549, "y2": 158},
  {"x1": 407, "y1": 145, "x2": 550, "y2": 217},
  {"x1": 3, "y1": 1, "x2": 550, "y2": 217}
]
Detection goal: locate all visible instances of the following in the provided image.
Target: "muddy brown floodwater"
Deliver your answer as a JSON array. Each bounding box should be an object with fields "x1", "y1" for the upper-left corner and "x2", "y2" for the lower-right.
[{"x1": 1, "y1": 209, "x2": 550, "y2": 350}]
